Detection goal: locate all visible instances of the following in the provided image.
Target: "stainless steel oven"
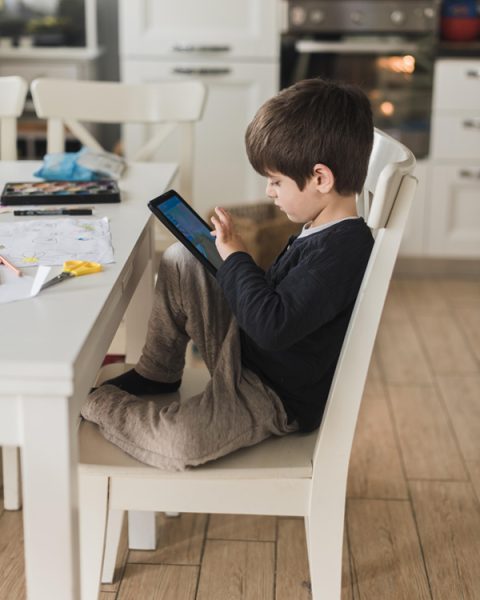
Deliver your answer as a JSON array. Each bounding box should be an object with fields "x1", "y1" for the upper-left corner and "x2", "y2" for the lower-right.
[{"x1": 281, "y1": 1, "x2": 441, "y2": 158}]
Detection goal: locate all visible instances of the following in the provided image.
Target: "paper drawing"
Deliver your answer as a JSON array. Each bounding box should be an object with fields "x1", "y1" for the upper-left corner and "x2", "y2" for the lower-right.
[{"x1": 0, "y1": 217, "x2": 114, "y2": 267}]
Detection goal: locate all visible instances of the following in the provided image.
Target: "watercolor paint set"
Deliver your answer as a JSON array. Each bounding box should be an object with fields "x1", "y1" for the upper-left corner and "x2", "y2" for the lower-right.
[{"x1": 0, "y1": 180, "x2": 121, "y2": 206}]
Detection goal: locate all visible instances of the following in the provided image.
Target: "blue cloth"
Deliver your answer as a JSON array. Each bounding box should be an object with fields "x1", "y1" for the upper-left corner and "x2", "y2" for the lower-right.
[{"x1": 34, "y1": 149, "x2": 100, "y2": 181}]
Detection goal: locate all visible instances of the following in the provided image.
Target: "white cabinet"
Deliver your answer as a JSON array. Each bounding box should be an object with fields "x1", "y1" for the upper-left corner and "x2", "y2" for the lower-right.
[
  {"x1": 427, "y1": 58, "x2": 480, "y2": 258},
  {"x1": 119, "y1": 0, "x2": 279, "y2": 60},
  {"x1": 119, "y1": 0, "x2": 279, "y2": 217},
  {"x1": 427, "y1": 165, "x2": 480, "y2": 258},
  {"x1": 431, "y1": 60, "x2": 480, "y2": 161}
]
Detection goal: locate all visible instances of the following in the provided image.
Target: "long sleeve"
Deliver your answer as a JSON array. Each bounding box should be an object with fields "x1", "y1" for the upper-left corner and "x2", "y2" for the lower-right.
[
  {"x1": 215, "y1": 219, "x2": 374, "y2": 431},
  {"x1": 217, "y1": 229, "x2": 369, "y2": 351}
]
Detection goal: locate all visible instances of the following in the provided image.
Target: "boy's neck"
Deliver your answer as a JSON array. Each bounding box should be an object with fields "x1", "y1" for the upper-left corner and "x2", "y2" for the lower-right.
[{"x1": 310, "y1": 192, "x2": 358, "y2": 228}]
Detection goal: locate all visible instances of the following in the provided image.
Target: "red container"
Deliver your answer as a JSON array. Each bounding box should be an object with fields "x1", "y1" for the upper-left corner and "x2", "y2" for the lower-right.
[{"x1": 441, "y1": 16, "x2": 480, "y2": 41}]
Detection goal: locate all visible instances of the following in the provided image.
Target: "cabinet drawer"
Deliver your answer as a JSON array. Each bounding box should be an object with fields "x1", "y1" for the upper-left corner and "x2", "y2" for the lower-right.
[
  {"x1": 431, "y1": 114, "x2": 480, "y2": 160},
  {"x1": 433, "y1": 59, "x2": 480, "y2": 111}
]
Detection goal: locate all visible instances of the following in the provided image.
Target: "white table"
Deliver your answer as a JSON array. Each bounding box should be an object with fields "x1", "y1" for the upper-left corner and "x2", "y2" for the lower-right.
[{"x1": 0, "y1": 161, "x2": 177, "y2": 599}]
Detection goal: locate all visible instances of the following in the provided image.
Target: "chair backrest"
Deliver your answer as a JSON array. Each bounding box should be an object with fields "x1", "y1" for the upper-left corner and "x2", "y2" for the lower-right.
[
  {"x1": 30, "y1": 78, "x2": 207, "y2": 199},
  {"x1": 0, "y1": 76, "x2": 28, "y2": 160},
  {"x1": 310, "y1": 128, "x2": 417, "y2": 506}
]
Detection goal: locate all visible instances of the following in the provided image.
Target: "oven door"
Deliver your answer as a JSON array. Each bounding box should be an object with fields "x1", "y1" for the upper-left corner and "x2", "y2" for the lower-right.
[{"x1": 281, "y1": 35, "x2": 435, "y2": 158}]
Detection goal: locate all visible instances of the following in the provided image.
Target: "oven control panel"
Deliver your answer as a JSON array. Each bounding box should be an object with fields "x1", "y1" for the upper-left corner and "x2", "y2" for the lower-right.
[{"x1": 288, "y1": 1, "x2": 440, "y2": 33}]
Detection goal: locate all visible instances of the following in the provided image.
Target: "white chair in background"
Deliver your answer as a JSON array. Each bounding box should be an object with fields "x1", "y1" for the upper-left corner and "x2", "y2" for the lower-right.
[
  {"x1": 0, "y1": 75, "x2": 28, "y2": 160},
  {"x1": 30, "y1": 77, "x2": 207, "y2": 202},
  {"x1": 78, "y1": 128, "x2": 417, "y2": 600},
  {"x1": 0, "y1": 75, "x2": 28, "y2": 511}
]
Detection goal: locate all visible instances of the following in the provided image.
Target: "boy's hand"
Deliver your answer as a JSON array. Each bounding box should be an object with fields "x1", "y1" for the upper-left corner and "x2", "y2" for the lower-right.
[{"x1": 211, "y1": 206, "x2": 249, "y2": 261}]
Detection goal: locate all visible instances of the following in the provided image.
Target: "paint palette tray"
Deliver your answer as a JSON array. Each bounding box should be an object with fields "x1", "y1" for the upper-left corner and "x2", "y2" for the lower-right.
[{"x1": 0, "y1": 180, "x2": 121, "y2": 206}]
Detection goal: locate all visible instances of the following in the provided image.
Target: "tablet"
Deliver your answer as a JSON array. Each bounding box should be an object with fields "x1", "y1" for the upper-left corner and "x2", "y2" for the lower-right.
[{"x1": 148, "y1": 189, "x2": 223, "y2": 275}]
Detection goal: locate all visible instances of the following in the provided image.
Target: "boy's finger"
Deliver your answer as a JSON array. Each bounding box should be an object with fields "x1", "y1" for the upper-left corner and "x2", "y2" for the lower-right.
[
  {"x1": 215, "y1": 206, "x2": 231, "y2": 224},
  {"x1": 211, "y1": 215, "x2": 224, "y2": 231}
]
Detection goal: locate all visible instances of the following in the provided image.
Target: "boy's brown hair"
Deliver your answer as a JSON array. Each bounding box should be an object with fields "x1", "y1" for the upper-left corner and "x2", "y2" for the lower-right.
[{"x1": 245, "y1": 78, "x2": 373, "y2": 195}]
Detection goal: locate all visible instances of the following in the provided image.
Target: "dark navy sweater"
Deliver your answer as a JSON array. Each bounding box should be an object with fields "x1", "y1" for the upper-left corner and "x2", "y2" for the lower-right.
[{"x1": 216, "y1": 218, "x2": 374, "y2": 432}]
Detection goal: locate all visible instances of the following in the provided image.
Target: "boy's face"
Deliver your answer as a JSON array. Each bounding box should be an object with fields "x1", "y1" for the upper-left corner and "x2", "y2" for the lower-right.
[{"x1": 265, "y1": 171, "x2": 325, "y2": 224}]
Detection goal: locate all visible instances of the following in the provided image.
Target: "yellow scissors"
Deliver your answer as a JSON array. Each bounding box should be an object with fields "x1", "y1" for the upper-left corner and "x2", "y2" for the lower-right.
[{"x1": 40, "y1": 260, "x2": 102, "y2": 291}]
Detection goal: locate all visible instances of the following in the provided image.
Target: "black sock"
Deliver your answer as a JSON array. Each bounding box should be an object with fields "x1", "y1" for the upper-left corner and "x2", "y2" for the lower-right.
[{"x1": 99, "y1": 368, "x2": 181, "y2": 395}]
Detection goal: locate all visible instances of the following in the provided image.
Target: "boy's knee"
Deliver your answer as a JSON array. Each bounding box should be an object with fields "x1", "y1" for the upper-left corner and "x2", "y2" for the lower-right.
[
  {"x1": 162, "y1": 242, "x2": 188, "y2": 264},
  {"x1": 162, "y1": 242, "x2": 199, "y2": 273}
]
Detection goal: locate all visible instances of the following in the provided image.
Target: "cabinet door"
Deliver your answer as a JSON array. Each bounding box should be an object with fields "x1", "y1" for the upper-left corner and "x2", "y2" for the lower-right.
[
  {"x1": 121, "y1": 60, "x2": 278, "y2": 217},
  {"x1": 119, "y1": 0, "x2": 279, "y2": 59},
  {"x1": 427, "y1": 164, "x2": 480, "y2": 258}
]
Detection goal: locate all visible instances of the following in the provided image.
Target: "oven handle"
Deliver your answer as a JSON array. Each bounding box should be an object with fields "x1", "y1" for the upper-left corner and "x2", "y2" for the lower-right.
[{"x1": 295, "y1": 40, "x2": 419, "y2": 54}]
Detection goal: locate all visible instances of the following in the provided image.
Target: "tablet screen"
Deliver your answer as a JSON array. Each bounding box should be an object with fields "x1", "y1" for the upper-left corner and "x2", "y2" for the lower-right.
[{"x1": 149, "y1": 191, "x2": 223, "y2": 274}]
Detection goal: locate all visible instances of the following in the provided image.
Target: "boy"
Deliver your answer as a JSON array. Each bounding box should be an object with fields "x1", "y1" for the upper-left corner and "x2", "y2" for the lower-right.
[{"x1": 81, "y1": 78, "x2": 374, "y2": 470}]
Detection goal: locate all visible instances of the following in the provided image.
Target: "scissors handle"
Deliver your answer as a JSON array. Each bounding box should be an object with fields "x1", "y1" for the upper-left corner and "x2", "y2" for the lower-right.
[{"x1": 64, "y1": 260, "x2": 102, "y2": 276}]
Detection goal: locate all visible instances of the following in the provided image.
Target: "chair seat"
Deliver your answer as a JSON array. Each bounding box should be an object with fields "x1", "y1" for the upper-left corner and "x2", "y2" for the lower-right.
[{"x1": 79, "y1": 366, "x2": 317, "y2": 480}]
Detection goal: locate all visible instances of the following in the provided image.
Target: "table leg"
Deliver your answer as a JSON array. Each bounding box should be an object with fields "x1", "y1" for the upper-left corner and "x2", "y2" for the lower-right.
[
  {"x1": 123, "y1": 225, "x2": 158, "y2": 551},
  {"x1": 20, "y1": 395, "x2": 80, "y2": 600},
  {"x1": 125, "y1": 225, "x2": 155, "y2": 365}
]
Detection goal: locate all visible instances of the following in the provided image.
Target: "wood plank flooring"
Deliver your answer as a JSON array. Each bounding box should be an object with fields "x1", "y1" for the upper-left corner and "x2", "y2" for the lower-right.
[{"x1": 1, "y1": 277, "x2": 480, "y2": 600}]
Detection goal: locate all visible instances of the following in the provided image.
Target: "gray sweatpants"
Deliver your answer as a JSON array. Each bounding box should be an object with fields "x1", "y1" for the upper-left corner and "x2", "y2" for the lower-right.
[{"x1": 81, "y1": 243, "x2": 297, "y2": 471}]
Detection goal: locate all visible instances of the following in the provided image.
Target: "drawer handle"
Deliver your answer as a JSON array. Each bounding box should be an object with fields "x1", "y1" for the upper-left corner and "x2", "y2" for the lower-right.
[
  {"x1": 463, "y1": 119, "x2": 480, "y2": 129},
  {"x1": 172, "y1": 67, "x2": 231, "y2": 76},
  {"x1": 466, "y1": 69, "x2": 480, "y2": 79},
  {"x1": 459, "y1": 169, "x2": 480, "y2": 179},
  {"x1": 173, "y1": 44, "x2": 231, "y2": 53}
]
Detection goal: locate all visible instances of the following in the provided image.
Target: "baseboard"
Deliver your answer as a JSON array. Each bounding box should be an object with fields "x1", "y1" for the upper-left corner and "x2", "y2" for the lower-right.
[{"x1": 394, "y1": 256, "x2": 480, "y2": 278}]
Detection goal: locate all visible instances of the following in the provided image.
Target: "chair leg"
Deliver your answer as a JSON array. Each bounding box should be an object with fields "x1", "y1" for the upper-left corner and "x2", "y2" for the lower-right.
[
  {"x1": 128, "y1": 510, "x2": 157, "y2": 550},
  {"x1": 2, "y1": 446, "x2": 22, "y2": 510},
  {"x1": 305, "y1": 506, "x2": 345, "y2": 600},
  {"x1": 79, "y1": 474, "x2": 110, "y2": 600},
  {"x1": 101, "y1": 509, "x2": 125, "y2": 584}
]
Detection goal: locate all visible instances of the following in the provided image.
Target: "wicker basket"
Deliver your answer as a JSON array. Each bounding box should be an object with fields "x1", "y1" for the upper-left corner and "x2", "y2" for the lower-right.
[{"x1": 208, "y1": 202, "x2": 301, "y2": 270}]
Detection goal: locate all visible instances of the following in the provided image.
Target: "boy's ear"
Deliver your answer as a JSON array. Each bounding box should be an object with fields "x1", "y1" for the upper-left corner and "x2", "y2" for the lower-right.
[{"x1": 312, "y1": 163, "x2": 335, "y2": 193}]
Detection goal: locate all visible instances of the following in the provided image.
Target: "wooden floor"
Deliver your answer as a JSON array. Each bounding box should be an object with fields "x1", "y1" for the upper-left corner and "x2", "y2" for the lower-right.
[{"x1": 1, "y1": 277, "x2": 480, "y2": 600}]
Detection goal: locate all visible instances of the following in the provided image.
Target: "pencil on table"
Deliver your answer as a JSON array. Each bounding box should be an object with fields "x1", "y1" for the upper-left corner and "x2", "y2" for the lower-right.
[{"x1": 0, "y1": 254, "x2": 22, "y2": 277}]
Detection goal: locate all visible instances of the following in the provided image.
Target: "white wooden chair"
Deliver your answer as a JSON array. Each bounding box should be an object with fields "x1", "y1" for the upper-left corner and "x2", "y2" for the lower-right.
[
  {"x1": 0, "y1": 75, "x2": 28, "y2": 161},
  {"x1": 78, "y1": 128, "x2": 417, "y2": 600},
  {"x1": 30, "y1": 77, "x2": 207, "y2": 201},
  {"x1": 0, "y1": 75, "x2": 28, "y2": 511}
]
